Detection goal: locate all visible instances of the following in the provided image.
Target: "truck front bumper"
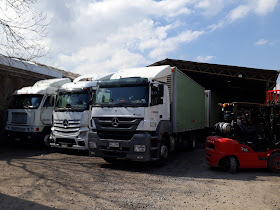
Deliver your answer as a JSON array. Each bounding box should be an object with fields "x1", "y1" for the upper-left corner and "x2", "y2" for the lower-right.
[
  {"x1": 5, "y1": 130, "x2": 44, "y2": 143},
  {"x1": 50, "y1": 132, "x2": 88, "y2": 150},
  {"x1": 88, "y1": 131, "x2": 152, "y2": 162}
]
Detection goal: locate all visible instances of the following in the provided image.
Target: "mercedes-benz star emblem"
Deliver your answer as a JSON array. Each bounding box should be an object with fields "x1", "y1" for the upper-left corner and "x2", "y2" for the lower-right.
[
  {"x1": 63, "y1": 119, "x2": 69, "y2": 127},
  {"x1": 111, "y1": 117, "x2": 119, "y2": 127}
]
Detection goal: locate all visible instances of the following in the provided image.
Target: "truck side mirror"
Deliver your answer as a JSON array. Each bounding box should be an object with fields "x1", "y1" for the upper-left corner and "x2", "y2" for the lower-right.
[{"x1": 158, "y1": 84, "x2": 164, "y2": 98}]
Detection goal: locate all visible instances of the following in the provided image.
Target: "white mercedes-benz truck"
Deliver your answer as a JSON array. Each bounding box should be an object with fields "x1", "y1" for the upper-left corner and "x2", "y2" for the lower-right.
[
  {"x1": 5, "y1": 78, "x2": 71, "y2": 145},
  {"x1": 50, "y1": 74, "x2": 112, "y2": 150},
  {"x1": 88, "y1": 65, "x2": 219, "y2": 163}
]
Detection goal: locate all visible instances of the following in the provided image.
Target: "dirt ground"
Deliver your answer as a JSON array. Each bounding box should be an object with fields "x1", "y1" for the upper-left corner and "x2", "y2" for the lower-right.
[{"x1": 0, "y1": 142, "x2": 279, "y2": 210}]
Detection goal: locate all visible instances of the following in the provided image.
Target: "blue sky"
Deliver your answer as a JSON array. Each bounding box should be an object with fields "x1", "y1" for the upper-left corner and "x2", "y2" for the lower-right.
[{"x1": 34, "y1": 0, "x2": 279, "y2": 77}]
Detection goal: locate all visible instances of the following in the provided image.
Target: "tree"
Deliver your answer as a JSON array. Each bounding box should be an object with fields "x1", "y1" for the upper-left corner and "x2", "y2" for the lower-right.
[{"x1": 0, "y1": 0, "x2": 49, "y2": 61}]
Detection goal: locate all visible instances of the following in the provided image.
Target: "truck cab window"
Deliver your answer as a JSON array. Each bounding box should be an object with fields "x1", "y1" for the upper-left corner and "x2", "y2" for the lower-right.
[
  {"x1": 97, "y1": 89, "x2": 111, "y2": 103},
  {"x1": 95, "y1": 85, "x2": 148, "y2": 107},
  {"x1": 151, "y1": 84, "x2": 164, "y2": 106},
  {"x1": 43, "y1": 96, "x2": 54, "y2": 107},
  {"x1": 9, "y1": 94, "x2": 43, "y2": 109}
]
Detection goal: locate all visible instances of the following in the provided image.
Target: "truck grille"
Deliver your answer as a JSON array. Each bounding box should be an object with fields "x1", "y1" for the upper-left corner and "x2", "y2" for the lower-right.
[
  {"x1": 53, "y1": 120, "x2": 80, "y2": 136},
  {"x1": 11, "y1": 112, "x2": 27, "y2": 124},
  {"x1": 56, "y1": 138, "x2": 76, "y2": 145},
  {"x1": 10, "y1": 127, "x2": 26, "y2": 132},
  {"x1": 98, "y1": 131, "x2": 134, "y2": 140},
  {"x1": 93, "y1": 117, "x2": 143, "y2": 141}
]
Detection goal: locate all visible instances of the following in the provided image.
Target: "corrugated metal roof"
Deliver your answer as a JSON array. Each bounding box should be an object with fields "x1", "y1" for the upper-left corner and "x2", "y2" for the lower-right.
[{"x1": 149, "y1": 58, "x2": 279, "y2": 103}]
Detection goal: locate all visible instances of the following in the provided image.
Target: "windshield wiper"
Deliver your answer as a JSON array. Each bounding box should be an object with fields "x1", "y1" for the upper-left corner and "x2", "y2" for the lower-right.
[{"x1": 55, "y1": 107, "x2": 86, "y2": 112}]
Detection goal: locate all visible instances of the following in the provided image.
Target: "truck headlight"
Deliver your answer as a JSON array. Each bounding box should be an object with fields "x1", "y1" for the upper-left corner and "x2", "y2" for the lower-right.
[
  {"x1": 78, "y1": 131, "x2": 87, "y2": 138},
  {"x1": 49, "y1": 133, "x2": 54, "y2": 140},
  {"x1": 90, "y1": 119, "x2": 96, "y2": 129},
  {"x1": 134, "y1": 145, "x2": 146, "y2": 152},
  {"x1": 89, "y1": 142, "x2": 97, "y2": 149}
]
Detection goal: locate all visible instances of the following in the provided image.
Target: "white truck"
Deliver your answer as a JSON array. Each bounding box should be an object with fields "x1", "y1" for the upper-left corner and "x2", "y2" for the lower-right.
[
  {"x1": 5, "y1": 78, "x2": 71, "y2": 145},
  {"x1": 50, "y1": 74, "x2": 112, "y2": 150},
  {"x1": 88, "y1": 65, "x2": 219, "y2": 163}
]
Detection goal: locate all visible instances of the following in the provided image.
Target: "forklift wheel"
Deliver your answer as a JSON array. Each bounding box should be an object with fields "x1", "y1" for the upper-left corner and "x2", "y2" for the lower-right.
[{"x1": 268, "y1": 153, "x2": 280, "y2": 173}]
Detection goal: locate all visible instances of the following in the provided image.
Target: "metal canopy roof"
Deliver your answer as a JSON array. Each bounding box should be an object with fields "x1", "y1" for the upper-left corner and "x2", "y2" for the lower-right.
[{"x1": 150, "y1": 59, "x2": 279, "y2": 104}]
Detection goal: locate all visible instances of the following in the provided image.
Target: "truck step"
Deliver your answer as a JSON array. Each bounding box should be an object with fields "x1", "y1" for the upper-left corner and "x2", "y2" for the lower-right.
[
  {"x1": 150, "y1": 158, "x2": 159, "y2": 161},
  {"x1": 151, "y1": 147, "x2": 158, "y2": 151},
  {"x1": 151, "y1": 136, "x2": 158, "y2": 140}
]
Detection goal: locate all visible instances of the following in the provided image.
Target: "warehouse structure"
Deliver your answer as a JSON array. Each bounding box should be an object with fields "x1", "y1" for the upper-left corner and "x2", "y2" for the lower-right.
[
  {"x1": 150, "y1": 59, "x2": 279, "y2": 104},
  {"x1": 1, "y1": 56, "x2": 279, "y2": 136},
  {"x1": 0, "y1": 56, "x2": 79, "y2": 134}
]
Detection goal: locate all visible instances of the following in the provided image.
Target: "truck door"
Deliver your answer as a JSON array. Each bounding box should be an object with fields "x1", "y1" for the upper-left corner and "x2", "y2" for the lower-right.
[
  {"x1": 150, "y1": 84, "x2": 164, "y2": 127},
  {"x1": 41, "y1": 95, "x2": 55, "y2": 125}
]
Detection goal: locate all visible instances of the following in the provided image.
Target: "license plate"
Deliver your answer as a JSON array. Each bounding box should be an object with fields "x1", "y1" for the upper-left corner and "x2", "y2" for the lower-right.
[
  {"x1": 61, "y1": 144, "x2": 69, "y2": 148},
  {"x1": 109, "y1": 142, "x2": 119, "y2": 148}
]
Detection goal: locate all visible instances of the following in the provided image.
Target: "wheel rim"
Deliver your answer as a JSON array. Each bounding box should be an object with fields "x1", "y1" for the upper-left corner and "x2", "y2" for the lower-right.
[
  {"x1": 161, "y1": 145, "x2": 168, "y2": 159},
  {"x1": 192, "y1": 138, "x2": 196, "y2": 149},
  {"x1": 273, "y1": 157, "x2": 280, "y2": 170}
]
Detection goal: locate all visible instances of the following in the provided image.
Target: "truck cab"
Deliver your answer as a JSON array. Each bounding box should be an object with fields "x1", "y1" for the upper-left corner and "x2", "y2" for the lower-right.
[
  {"x1": 88, "y1": 65, "x2": 212, "y2": 163},
  {"x1": 89, "y1": 77, "x2": 170, "y2": 162},
  {"x1": 50, "y1": 74, "x2": 112, "y2": 150},
  {"x1": 5, "y1": 78, "x2": 71, "y2": 144}
]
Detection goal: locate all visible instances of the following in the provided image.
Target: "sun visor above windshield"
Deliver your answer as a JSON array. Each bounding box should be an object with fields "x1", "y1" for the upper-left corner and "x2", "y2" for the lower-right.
[
  {"x1": 14, "y1": 86, "x2": 58, "y2": 95},
  {"x1": 60, "y1": 81, "x2": 98, "y2": 91},
  {"x1": 73, "y1": 73, "x2": 114, "y2": 83}
]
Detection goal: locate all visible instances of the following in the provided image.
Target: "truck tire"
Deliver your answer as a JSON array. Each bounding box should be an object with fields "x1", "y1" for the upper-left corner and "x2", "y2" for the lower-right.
[
  {"x1": 228, "y1": 156, "x2": 237, "y2": 174},
  {"x1": 157, "y1": 136, "x2": 169, "y2": 165},
  {"x1": 175, "y1": 135, "x2": 188, "y2": 152},
  {"x1": 268, "y1": 153, "x2": 280, "y2": 173},
  {"x1": 43, "y1": 134, "x2": 50, "y2": 147},
  {"x1": 188, "y1": 131, "x2": 196, "y2": 151}
]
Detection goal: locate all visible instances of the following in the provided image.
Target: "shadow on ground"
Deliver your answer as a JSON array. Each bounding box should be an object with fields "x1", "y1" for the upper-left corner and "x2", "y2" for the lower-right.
[{"x1": 0, "y1": 193, "x2": 54, "y2": 210}]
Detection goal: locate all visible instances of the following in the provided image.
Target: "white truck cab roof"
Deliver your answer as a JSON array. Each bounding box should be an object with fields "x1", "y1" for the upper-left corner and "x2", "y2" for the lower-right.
[
  {"x1": 61, "y1": 73, "x2": 114, "y2": 91},
  {"x1": 73, "y1": 73, "x2": 113, "y2": 83},
  {"x1": 14, "y1": 78, "x2": 71, "y2": 95},
  {"x1": 111, "y1": 65, "x2": 172, "y2": 83},
  {"x1": 60, "y1": 81, "x2": 98, "y2": 91}
]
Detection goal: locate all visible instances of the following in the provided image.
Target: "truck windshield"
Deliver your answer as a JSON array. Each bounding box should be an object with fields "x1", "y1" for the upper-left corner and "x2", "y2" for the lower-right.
[
  {"x1": 95, "y1": 86, "x2": 149, "y2": 107},
  {"x1": 9, "y1": 94, "x2": 43, "y2": 109},
  {"x1": 56, "y1": 91, "x2": 90, "y2": 111}
]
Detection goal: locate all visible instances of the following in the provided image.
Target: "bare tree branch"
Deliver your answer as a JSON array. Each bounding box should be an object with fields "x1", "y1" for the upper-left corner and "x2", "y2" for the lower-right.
[{"x1": 0, "y1": 0, "x2": 49, "y2": 61}]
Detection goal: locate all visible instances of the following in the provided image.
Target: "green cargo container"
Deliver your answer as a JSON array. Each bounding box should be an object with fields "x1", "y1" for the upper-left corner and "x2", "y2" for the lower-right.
[{"x1": 171, "y1": 68, "x2": 206, "y2": 133}]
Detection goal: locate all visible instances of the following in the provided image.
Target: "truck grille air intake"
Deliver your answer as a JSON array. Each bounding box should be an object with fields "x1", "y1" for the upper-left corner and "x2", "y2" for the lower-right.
[
  {"x1": 93, "y1": 117, "x2": 143, "y2": 141},
  {"x1": 53, "y1": 120, "x2": 80, "y2": 136},
  {"x1": 12, "y1": 112, "x2": 27, "y2": 124}
]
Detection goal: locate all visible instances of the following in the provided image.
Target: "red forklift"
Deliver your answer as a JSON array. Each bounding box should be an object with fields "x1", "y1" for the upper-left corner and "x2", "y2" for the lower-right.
[{"x1": 206, "y1": 90, "x2": 280, "y2": 173}]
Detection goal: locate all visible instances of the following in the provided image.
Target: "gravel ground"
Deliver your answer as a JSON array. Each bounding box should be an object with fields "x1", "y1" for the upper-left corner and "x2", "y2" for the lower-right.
[{"x1": 0, "y1": 143, "x2": 279, "y2": 210}]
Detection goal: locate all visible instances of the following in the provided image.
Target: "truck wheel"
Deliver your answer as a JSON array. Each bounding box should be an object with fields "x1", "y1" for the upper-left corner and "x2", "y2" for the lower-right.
[
  {"x1": 103, "y1": 157, "x2": 117, "y2": 164},
  {"x1": 43, "y1": 134, "x2": 50, "y2": 147},
  {"x1": 268, "y1": 153, "x2": 280, "y2": 173},
  {"x1": 158, "y1": 136, "x2": 169, "y2": 164},
  {"x1": 175, "y1": 135, "x2": 188, "y2": 151},
  {"x1": 228, "y1": 156, "x2": 237, "y2": 174},
  {"x1": 188, "y1": 132, "x2": 196, "y2": 151}
]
